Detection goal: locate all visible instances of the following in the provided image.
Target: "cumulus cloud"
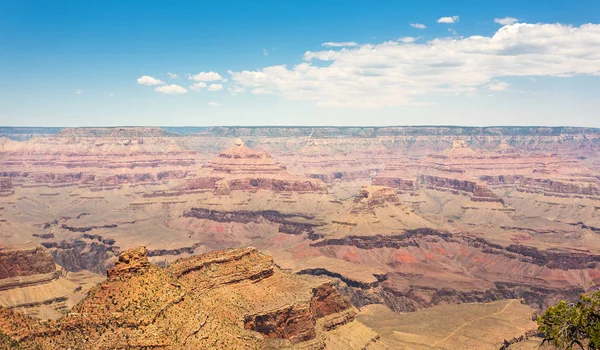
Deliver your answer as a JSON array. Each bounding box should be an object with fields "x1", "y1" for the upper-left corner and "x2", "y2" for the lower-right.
[
  {"x1": 399, "y1": 37, "x2": 417, "y2": 43},
  {"x1": 321, "y1": 42, "x2": 358, "y2": 47},
  {"x1": 189, "y1": 82, "x2": 208, "y2": 91},
  {"x1": 487, "y1": 81, "x2": 510, "y2": 91},
  {"x1": 137, "y1": 75, "x2": 165, "y2": 86},
  {"x1": 207, "y1": 84, "x2": 223, "y2": 91},
  {"x1": 208, "y1": 101, "x2": 221, "y2": 106},
  {"x1": 167, "y1": 72, "x2": 179, "y2": 79},
  {"x1": 410, "y1": 23, "x2": 427, "y2": 29},
  {"x1": 229, "y1": 23, "x2": 600, "y2": 108},
  {"x1": 154, "y1": 84, "x2": 187, "y2": 94},
  {"x1": 437, "y1": 16, "x2": 459, "y2": 24},
  {"x1": 189, "y1": 71, "x2": 223, "y2": 82},
  {"x1": 495, "y1": 17, "x2": 518, "y2": 25}
]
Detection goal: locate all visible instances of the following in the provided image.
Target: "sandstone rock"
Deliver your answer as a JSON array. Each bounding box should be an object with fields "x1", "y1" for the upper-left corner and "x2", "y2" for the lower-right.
[
  {"x1": 0, "y1": 244, "x2": 101, "y2": 320},
  {"x1": 0, "y1": 247, "x2": 382, "y2": 349},
  {"x1": 106, "y1": 245, "x2": 150, "y2": 279}
]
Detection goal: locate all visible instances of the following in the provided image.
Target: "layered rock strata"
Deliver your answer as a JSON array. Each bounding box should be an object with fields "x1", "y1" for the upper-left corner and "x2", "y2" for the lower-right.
[
  {"x1": 0, "y1": 246, "x2": 381, "y2": 349},
  {"x1": 0, "y1": 244, "x2": 100, "y2": 320}
]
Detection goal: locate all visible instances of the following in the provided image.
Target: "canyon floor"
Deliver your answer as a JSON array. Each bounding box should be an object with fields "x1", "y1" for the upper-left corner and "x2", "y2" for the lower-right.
[{"x1": 1, "y1": 126, "x2": 600, "y2": 348}]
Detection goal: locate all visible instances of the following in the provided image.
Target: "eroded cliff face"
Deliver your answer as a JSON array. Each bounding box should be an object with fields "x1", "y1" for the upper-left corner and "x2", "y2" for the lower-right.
[
  {"x1": 184, "y1": 208, "x2": 322, "y2": 238},
  {"x1": 0, "y1": 247, "x2": 381, "y2": 349},
  {"x1": 42, "y1": 239, "x2": 117, "y2": 274},
  {"x1": 1, "y1": 126, "x2": 600, "y2": 332},
  {"x1": 303, "y1": 229, "x2": 600, "y2": 312},
  {"x1": 0, "y1": 244, "x2": 101, "y2": 320},
  {"x1": 0, "y1": 244, "x2": 55, "y2": 279}
]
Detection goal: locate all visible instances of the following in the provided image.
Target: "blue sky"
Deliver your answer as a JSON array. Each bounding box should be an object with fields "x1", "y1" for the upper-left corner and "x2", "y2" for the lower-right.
[{"x1": 1, "y1": 0, "x2": 600, "y2": 127}]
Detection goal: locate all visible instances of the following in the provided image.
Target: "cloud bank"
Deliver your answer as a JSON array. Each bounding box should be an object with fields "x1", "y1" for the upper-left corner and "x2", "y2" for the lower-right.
[{"x1": 229, "y1": 23, "x2": 600, "y2": 108}]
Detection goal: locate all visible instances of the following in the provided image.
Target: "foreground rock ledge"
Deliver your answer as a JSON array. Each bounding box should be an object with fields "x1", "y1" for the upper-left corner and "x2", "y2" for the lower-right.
[{"x1": 0, "y1": 246, "x2": 381, "y2": 349}]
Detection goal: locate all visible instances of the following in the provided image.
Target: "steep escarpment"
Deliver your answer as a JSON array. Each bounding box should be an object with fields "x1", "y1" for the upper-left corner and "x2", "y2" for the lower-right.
[
  {"x1": 1, "y1": 125, "x2": 600, "y2": 342},
  {"x1": 0, "y1": 127, "x2": 201, "y2": 192},
  {"x1": 315, "y1": 186, "x2": 435, "y2": 238},
  {"x1": 184, "y1": 207, "x2": 323, "y2": 238},
  {"x1": 305, "y1": 229, "x2": 600, "y2": 312},
  {"x1": 418, "y1": 175, "x2": 504, "y2": 203},
  {"x1": 42, "y1": 239, "x2": 118, "y2": 274},
  {"x1": 173, "y1": 139, "x2": 327, "y2": 196},
  {"x1": 0, "y1": 244, "x2": 101, "y2": 320},
  {"x1": 0, "y1": 244, "x2": 56, "y2": 279},
  {"x1": 0, "y1": 247, "x2": 381, "y2": 349}
]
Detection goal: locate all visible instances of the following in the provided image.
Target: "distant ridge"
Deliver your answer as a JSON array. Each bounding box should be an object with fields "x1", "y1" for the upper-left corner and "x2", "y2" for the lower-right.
[{"x1": 2, "y1": 125, "x2": 600, "y2": 140}]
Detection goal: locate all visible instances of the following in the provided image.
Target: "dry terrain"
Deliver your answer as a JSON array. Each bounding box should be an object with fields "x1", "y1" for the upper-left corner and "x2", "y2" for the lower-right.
[{"x1": 1, "y1": 126, "x2": 599, "y2": 348}]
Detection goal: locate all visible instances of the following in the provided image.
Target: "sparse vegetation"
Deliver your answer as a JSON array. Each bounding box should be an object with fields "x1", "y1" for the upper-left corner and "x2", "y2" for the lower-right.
[{"x1": 538, "y1": 290, "x2": 600, "y2": 349}]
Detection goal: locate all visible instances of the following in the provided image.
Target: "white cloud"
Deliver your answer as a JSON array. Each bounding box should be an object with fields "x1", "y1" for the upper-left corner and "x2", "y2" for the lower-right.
[
  {"x1": 251, "y1": 88, "x2": 272, "y2": 95},
  {"x1": 137, "y1": 75, "x2": 165, "y2": 85},
  {"x1": 189, "y1": 71, "x2": 223, "y2": 82},
  {"x1": 399, "y1": 37, "x2": 417, "y2": 43},
  {"x1": 410, "y1": 23, "x2": 427, "y2": 29},
  {"x1": 189, "y1": 82, "x2": 208, "y2": 91},
  {"x1": 437, "y1": 16, "x2": 459, "y2": 24},
  {"x1": 495, "y1": 17, "x2": 518, "y2": 25},
  {"x1": 167, "y1": 72, "x2": 179, "y2": 79},
  {"x1": 207, "y1": 84, "x2": 223, "y2": 91},
  {"x1": 208, "y1": 101, "x2": 221, "y2": 106},
  {"x1": 154, "y1": 84, "x2": 187, "y2": 94},
  {"x1": 448, "y1": 28, "x2": 458, "y2": 36},
  {"x1": 487, "y1": 81, "x2": 510, "y2": 91},
  {"x1": 229, "y1": 23, "x2": 600, "y2": 108},
  {"x1": 263, "y1": 48, "x2": 269, "y2": 56},
  {"x1": 74, "y1": 89, "x2": 82, "y2": 95},
  {"x1": 321, "y1": 42, "x2": 358, "y2": 47}
]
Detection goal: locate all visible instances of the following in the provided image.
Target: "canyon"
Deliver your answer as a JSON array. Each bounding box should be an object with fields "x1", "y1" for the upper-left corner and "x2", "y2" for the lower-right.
[{"x1": 1, "y1": 125, "x2": 600, "y2": 348}]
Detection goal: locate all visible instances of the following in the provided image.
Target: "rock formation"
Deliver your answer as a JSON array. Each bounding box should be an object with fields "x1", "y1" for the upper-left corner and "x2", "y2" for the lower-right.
[
  {"x1": 0, "y1": 247, "x2": 382, "y2": 349},
  {"x1": 1, "y1": 125, "x2": 600, "y2": 345},
  {"x1": 180, "y1": 139, "x2": 327, "y2": 194},
  {"x1": 0, "y1": 244, "x2": 102, "y2": 320}
]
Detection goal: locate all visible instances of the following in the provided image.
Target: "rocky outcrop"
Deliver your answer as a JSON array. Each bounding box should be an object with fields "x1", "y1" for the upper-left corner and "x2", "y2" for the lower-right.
[
  {"x1": 0, "y1": 244, "x2": 56, "y2": 279},
  {"x1": 184, "y1": 207, "x2": 322, "y2": 237},
  {"x1": 441, "y1": 139, "x2": 477, "y2": 156},
  {"x1": 0, "y1": 247, "x2": 379, "y2": 349},
  {"x1": 0, "y1": 178, "x2": 13, "y2": 196},
  {"x1": 186, "y1": 140, "x2": 328, "y2": 194},
  {"x1": 227, "y1": 177, "x2": 326, "y2": 192},
  {"x1": 418, "y1": 175, "x2": 504, "y2": 203},
  {"x1": 372, "y1": 176, "x2": 415, "y2": 191},
  {"x1": 206, "y1": 140, "x2": 288, "y2": 174},
  {"x1": 310, "y1": 282, "x2": 353, "y2": 318},
  {"x1": 309, "y1": 229, "x2": 600, "y2": 311},
  {"x1": 244, "y1": 303, "x2": 317, "y2": 343},
  {"x1": 106, "y1": 246, "x2": 150, "y2": 279},
  {"x1": 517, "y1": 177, "x2": 600, "y2": 197},
  {"x1": 43, "y1": 239, "x2": 117, "y2": 274},
  {"x1": 0, "y1": 244, "x2": 98, "y2": 320}
]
